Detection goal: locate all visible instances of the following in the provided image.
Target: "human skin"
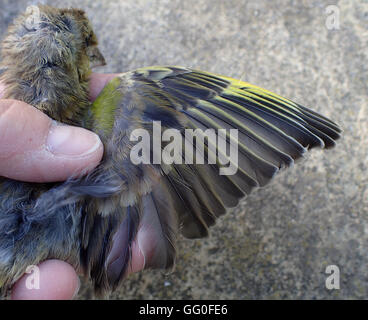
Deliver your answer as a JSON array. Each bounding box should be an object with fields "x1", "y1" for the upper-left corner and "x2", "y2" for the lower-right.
[{"x1": 0, "y1": 74, "x2": 147, "y2": 299}]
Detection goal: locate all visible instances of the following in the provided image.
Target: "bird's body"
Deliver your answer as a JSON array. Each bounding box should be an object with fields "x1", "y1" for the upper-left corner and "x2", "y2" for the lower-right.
[{"x1": 0, "y1": 5, "x2": 341, "y2": 297}]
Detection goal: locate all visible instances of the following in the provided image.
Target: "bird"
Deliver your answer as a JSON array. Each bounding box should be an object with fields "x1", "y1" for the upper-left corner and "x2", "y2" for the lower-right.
[{"x1": 0, "y1": 4, "x2": 341, "y2": 297}]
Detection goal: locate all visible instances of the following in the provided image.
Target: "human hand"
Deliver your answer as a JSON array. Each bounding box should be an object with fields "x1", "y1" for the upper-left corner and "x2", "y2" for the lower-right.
[{"x1": 0, "y1": 74, "x2": 146, "y2": 299}]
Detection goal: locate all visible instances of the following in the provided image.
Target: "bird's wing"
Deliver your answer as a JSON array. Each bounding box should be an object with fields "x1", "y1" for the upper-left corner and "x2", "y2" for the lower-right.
[{"x1": 82, "y1": 66, "x2": 341, "y2": 293}]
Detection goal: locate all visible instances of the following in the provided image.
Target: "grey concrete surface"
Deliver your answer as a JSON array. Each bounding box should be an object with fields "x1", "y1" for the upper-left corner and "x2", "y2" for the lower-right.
[{"x1": 0, "y1": 0, "x2": 367, "y2": 299}]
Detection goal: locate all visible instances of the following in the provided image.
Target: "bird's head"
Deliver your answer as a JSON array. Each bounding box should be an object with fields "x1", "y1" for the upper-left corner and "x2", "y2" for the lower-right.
[{"x1": 0, "y1": 5, "x2": 106, "y2": 123}]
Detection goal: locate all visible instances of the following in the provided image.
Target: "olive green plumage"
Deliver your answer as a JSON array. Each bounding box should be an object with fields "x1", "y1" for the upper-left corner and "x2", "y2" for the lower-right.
[{"x1": 0, "y1": 5, "x2": 341, "y2": 296}]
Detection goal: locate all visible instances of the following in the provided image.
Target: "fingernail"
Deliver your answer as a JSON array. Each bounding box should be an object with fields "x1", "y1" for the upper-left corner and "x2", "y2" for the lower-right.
[{"x1": 47, "y1": 121, "x2": 102, "y2": 157}]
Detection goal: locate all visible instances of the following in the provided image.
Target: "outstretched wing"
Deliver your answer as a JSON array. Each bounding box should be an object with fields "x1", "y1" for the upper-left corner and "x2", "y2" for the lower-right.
[
  {"x1": 81, "y1": 66, "x2": 341, "y2": 293},
  {"x1": 115, "y1": 65, "x2": 340, "y2": 232}
]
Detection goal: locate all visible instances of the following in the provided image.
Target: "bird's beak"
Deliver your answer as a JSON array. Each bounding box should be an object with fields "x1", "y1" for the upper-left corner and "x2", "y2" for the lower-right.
[{"x1": 88, "y1": 46, "x2": 107, "y2": 68}]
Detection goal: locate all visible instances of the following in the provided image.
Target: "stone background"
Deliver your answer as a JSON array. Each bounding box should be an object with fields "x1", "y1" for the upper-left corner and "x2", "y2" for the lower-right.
[{"x1": 0, "y1": 0, "x2": 367, "y2": 299}]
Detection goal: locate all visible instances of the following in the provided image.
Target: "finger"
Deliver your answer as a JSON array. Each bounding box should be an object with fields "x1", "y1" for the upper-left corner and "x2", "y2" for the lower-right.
[
  {"x1": 11, "y1": 260, "x2": 80, "y2": 300},
  {"x1": 0, "y1": 99, "x2": 103, "y2": 182},
  {"x1": 89, "y1": 73, "x2": 121, "y2": 102}
]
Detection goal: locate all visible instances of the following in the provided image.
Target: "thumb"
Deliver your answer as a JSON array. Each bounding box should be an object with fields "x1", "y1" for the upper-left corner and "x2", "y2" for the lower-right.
[{"x1": 0, "y1": 99, "x2": 103, "y2": 182}]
